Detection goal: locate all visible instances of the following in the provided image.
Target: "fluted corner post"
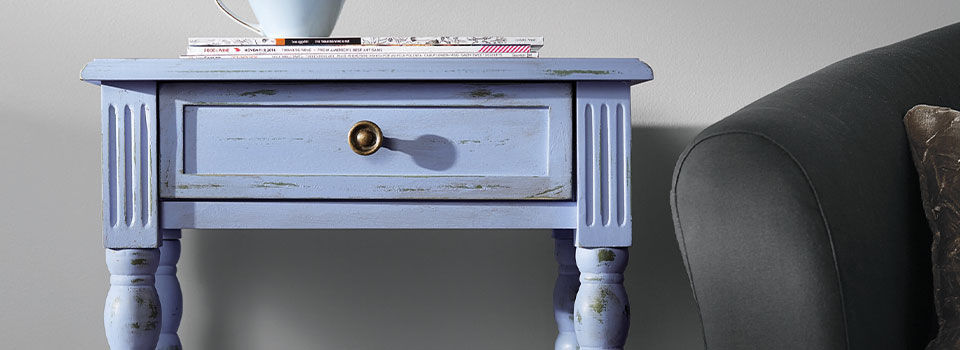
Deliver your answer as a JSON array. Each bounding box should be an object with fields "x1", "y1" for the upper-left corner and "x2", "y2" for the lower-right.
[
  {"x1": 156, "y1": 230, "x2": 183, "y2": 350},
  {"x1": 573, "y1": 81, "x2": 633, "y2": 349},
  {"x1": 105, "y1": 248, "x2": 162, "y2": 349},
  {"x1": 101, "y1": 81, "x2": 163, "y2": 349},
  {"x1": 553, "y1": 230, "x2": 580, "y2": 350},
  {"x1": 574, "y1": 247, "x2": 630, "y2": 350}
]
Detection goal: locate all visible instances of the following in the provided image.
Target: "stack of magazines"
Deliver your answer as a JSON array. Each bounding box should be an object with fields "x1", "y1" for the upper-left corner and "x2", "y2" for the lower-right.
[{"x1": 183, "y1": 36, "x2": 542, "y2": 59}]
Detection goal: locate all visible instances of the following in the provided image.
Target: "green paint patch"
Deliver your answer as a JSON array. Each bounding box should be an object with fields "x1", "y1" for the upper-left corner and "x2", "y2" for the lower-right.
[
  {"x1": 597, "y1": 249, "x2": 616, "y2": 262},
  {"x1": 239, "y1": 89, "x2": 278, "y2": 97},
  {"x1": 589, "y1": 287, "x2": 620, "y2": 318},
  {"x1": 546, "y1": 69, "x2": 613, "y2": 77},
  {"x1": 447, "y1": 184, "x2": 484, "y2": 190},
  {"x1": 143, "y1": 321, "x2": 157, "y2": 331},
  {"x1": 576, "y1": 311, "x2": 583, "y2": 324},
  {"x1": 149, "y1": 301, "x2": 160, "y2": 319},
  {"x1": 130, "y1": 258, "x2": 148, "y2": 266},
  {"x1": 131, "y1": 322, "x2": 140, "y2": 329},
  {"x1": 465, "y1": 88, "x2": 506, "y2": 99},
  {"x1": 131, "y1": 278, "x2": 145, "y2": 283},
  {"x1": 529, "y1": 185, "x2": 565, "y2": 198}
]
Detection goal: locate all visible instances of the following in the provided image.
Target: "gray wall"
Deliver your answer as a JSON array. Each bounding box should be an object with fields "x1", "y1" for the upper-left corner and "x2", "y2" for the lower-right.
[{"x1": 1, "y1": 0, "x2": 958, "y2": 348}]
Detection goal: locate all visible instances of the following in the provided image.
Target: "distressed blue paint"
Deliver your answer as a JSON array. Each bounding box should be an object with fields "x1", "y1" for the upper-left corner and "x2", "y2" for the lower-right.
[
  {"x1": 158, "y1": 82, "x2": 572, "y2": 200},
  {"x1": 80, "y1": 58, "x2": 653, "y2": 85},
  {"x1": 104, "y1": 248, "x2": 161, "y2": 349},
  {"x1": 101, "y1": 82, "x2": 161, "y2": 249},
  {"x1": 574, "y1": 247, "x2": 630, "y2": 350},
  {"x1": 86, "y1": 58, "x2": 650, "y2": 349},
  {"x1": 161, "y1": 201, "x2": 577, "y2": 229},
  {"x1": 553, "y1": 230, "x2": 580, "y2": 350},
  {"x1": 575, "y1": 82, "x2": 632, "y2": 248},
  {"x1": 156, "y1": 230, "x2": 182, "y2": 350}
]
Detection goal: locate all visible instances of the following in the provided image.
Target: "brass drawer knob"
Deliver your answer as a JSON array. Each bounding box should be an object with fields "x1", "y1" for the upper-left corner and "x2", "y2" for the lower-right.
[{"x1": 348, "y1": 120, "x2": 383, "y2": 155}]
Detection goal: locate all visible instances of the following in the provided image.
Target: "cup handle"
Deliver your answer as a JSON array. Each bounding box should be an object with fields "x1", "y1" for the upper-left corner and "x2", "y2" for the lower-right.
[{"x1": 214, "y1": 0, "x2": 263, "y2": 35}]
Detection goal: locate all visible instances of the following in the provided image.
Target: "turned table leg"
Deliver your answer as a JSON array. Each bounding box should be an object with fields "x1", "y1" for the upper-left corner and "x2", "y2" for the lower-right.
[
  {"x1": 156, "y1": 230, "x2": 183, "y2": 350},
  {"x1": 574, "y1": 247, "x2": 629, "y2": 350},
  {"x1": 105, "y1": 248, "x2": 162, "y2": 349},
  {"x1": 553, "y1": 230, "x2": 580, "y2": 350}
]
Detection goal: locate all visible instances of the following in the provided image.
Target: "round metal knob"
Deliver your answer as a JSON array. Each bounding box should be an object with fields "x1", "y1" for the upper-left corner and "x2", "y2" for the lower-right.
[{"x1": 348, "y1": 120, "x2": 383, "y2": 156}]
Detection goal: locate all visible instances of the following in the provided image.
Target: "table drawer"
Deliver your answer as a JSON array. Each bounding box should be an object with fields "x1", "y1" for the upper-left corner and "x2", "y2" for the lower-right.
[{"x1": 158, "y1": 82, "x2": 572, "y2": 200}]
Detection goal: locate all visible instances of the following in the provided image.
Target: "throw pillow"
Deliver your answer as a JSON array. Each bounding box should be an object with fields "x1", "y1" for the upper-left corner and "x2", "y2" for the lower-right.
[{"x1": 904, "y1": 105, "x2": 960, "y2": 350}]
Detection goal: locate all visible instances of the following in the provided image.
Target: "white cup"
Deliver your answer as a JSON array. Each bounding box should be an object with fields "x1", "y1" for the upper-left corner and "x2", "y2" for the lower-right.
[{"x1": 215, "y1": 0, "x2": 346, "y2": 38}]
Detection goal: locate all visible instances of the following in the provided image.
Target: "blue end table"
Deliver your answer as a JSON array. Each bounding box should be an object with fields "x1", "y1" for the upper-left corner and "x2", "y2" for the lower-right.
[{"x1": 82, "y1": 58, "x2": 653, "y2": 350}]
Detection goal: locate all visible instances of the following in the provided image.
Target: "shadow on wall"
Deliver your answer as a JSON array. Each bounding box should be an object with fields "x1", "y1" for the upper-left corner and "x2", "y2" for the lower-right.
[{"x1": 182, "y1": 126, "x2": 706, "y2": 350}]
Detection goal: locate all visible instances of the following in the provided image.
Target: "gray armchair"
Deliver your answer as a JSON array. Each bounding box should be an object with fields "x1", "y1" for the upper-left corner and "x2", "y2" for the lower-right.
[{"x1": 670, "y1": 23, "x2": 960, "y2": 348}]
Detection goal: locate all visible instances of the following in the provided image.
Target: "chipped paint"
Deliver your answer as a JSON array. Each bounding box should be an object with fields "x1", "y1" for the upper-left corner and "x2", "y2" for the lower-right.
[
  {"x1": 582, "y1": 275, "x2": 602, "y2": 281},
  {"x1": 176, "y1": 184, "x2": 223, "y2": 190},
  {"x1": 130, "y1": 278, "x2": 145, "y2": 283},
  {"x1": 399, "y1": 188, "x2": 428, "y2": 192},
  {"x1": 589, "y1": 287, "x2": 619, "y2": 317},
  {"x1": 576, "y1": 311, "x2": 583, "y2": 324},
  {"x1": 458, "y1": 140, "x2": 482, "y2": 144},
  {"x1": 239, "y1": 89, "x2": 278, "y2": 97},
  {"x1": 546, "y1": 69, "x2": 613, "y2": 77},
  {"x1": 255, "y1": 182, "x2": 299, "y2": 188},
  {"x1": 444, "y1": 183, "x2": 511, "y2": 190},
  {"x1": 130, "y1": 258, "x2": 147, "y2": 266},
  {"x1": 447, "y1": 184, "x2": 485, "y2": 189},
  {"x1": 110, "y1": 297, "x2": 121, "y2": 317},
  {"x1": 597, "y1": 249, "x2": 616, "y2": 262},
  {"x1": 463, "y1": 88, "x2": 506, "y2": 99},
  {"x1": 528, "y1": 185, "x2": 565, "y2": 198},
  {"x1": 149, "y1": 301, "x2": 159, "y2": 319}
]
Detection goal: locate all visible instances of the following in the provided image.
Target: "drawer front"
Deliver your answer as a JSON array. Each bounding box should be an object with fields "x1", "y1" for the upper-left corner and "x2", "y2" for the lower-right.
[{"x1": 159, "y1": 82, "x2": 572, "y2": 200}]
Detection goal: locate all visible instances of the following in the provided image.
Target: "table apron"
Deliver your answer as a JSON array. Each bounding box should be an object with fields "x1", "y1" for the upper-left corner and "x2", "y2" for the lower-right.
[{"x1": 161, "y1": 201, "x2": 577, "y2": 230}]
